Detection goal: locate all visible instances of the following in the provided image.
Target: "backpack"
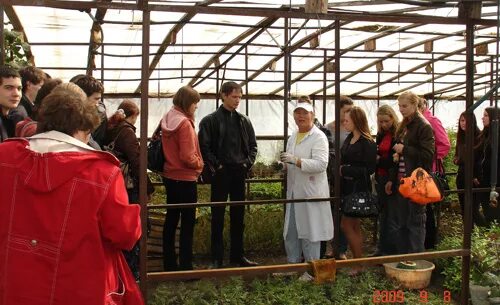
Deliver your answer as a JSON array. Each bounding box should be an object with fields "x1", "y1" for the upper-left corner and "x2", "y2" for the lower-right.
[
  {"x1": 103, "y1": 128, "x2": 135, "y2": 189},
  {"x1": 147, "y1": 121, "x2": 165, "y2": 173}
]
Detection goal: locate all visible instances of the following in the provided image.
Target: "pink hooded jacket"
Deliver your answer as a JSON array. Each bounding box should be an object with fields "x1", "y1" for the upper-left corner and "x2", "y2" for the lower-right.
[
  {"x1": 422, "y1": 108, "x2": 451, "y2": 171},
  {"x1": 161, "y1": 106, "x2": 203, "y2": 181}
]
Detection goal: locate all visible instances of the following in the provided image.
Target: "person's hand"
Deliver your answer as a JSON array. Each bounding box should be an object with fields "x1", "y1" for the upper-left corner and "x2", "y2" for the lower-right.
[
  {"x1": 473, "y1": 178, "x2": 480, "y2": 186},
  {"x1": 453, "y1": 157, "x2": 459, "y2": 165},
  {"x1": 393, "y1": 143, "x2": 404, "y2": 154},
  {"x1": 385, "y1": 181, "x2": 393, "y2": 195},
  {"x1": 280, "y1": 152, "x2": 297, "y2": 165}
]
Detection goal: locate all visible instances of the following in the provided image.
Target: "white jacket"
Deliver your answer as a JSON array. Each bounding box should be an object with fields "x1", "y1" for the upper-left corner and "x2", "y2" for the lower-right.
[{"x1": 283, "y1": 126, "x2": 334, "y2": 242}]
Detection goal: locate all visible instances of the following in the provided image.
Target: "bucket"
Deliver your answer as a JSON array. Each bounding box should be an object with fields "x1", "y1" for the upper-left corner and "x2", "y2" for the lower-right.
[{"x1": 383, "y1": 260, "x2": 435, "y2": 289}]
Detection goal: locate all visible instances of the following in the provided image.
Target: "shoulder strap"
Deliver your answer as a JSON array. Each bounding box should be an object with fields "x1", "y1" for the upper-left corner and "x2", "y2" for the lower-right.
[
  {"x1": 106, "y1": 127, "x2": 126, "y2": 151},
  {"x1": 152, "y1": 119, "x2": 162, "y2": 139}
]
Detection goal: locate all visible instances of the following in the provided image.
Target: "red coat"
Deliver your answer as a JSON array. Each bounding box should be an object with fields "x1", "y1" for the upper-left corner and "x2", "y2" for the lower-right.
[{"x1": 0, "y1": 137, "x2": 144, "y2": 305}]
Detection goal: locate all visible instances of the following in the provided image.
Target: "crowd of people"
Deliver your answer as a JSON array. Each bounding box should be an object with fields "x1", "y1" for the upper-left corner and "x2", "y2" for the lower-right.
[{"x1": 0, "y1": 63, "x2": 499, "y2": 303}]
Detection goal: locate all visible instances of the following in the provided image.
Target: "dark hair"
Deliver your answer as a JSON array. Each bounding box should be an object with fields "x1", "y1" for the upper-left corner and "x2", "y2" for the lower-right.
[
  {"x1": 32, "y1": 78, "x2": 63, "y2": 120},
  {"x1": 220, "y1": 81, "x2": 241, "y2": 97},
  {"x1": 173, "y1": 86, "x2": 200, "y2": 114},
  {"x1": 107, "y1": 99, "x2": 140, "y2": 128},
  {"x1": 477, "y1": 107, "x2": 500, "y2": 149},
  {"x1": 339, "y1": 95, "x2": 353, "y2": 109},
  {"x1": 37, "y1": 83, "x2": 100, "y2": 136},
  {"x1": 0, "y1": 66, "x2": 20, "y2": 85},
  {"x1": 456, "y1": 111, "x2": 480, "y2": 149},
  {"x1": 19, "y1": 66, "x2": 46, "y2": 93},
  {"x1": 345, "y1": 106, "x2": 374, "y2": 142},
  {"x1": 70, "y1": 74, "x2": 104, "y2": 97}
]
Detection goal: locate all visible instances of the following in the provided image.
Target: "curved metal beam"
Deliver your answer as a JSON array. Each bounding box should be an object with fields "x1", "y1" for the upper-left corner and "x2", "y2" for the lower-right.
[
  {"x1": 86, "y1": 0, "x2": 111, "y2": 75},
  {"x1": 385, "y1": 56, "x2": 493, "y2": 97},
  {"x1": 310, "y1": 25, "x2": 493, "y2": 96},
  {"x1": 433, "y1": 66, "x2": 500, "y2": 98},
  {"x1": 269, "y1": 23, "x2": 421, "y2": 95},
  {"x1": 349, "y1": 36, "x2": 496, "y2": 96},
  {"x1": 188, "y1": 16, "x2": 278, "y2": 87},
  {"x1": 240, "y1": 20, "x2": 348, "y2": 89},
  {"x1": 134, "y1": 0, "x2": 223, "y2": 93}
]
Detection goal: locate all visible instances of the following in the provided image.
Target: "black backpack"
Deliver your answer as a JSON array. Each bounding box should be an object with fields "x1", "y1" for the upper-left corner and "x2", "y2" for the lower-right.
[{"x1": 147, "y1": 121, "x2": 165, "y2": 173}]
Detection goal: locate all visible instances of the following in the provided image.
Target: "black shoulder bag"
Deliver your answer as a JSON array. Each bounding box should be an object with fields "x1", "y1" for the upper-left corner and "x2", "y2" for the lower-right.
[{"x1": 341, "y1": 172, "x2": 379, "y2": 218}]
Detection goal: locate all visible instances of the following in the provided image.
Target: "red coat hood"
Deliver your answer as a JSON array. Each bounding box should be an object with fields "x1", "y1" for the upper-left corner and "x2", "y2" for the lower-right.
[{"x1": 2, "y1": 138, "x2": 120, "y2": 193}]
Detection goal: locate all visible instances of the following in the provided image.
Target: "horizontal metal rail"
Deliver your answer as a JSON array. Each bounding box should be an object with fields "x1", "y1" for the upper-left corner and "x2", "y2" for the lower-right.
[
  {"x1": 147, "y1": 186, "x2": 500, "y2": 210},
  {"x1": 147, "y1": 249, "x2": 468, "y2": 282}
]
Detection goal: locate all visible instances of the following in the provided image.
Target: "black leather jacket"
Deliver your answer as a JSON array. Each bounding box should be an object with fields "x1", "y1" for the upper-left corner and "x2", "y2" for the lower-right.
[{"x1": 198, "y1": 106, "x2": 257, "y2": 170}]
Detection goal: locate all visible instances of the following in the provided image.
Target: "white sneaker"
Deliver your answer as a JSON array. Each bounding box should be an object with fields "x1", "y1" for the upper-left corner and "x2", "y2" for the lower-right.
[{"x1": 298, "y1": 272, "x2": 314, "y2": 282}]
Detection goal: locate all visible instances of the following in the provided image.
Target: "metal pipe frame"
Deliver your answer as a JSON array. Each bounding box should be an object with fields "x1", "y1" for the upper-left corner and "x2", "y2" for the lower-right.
[{"x1": 2, "y1": 1, "x2": 491, "y2": 303}]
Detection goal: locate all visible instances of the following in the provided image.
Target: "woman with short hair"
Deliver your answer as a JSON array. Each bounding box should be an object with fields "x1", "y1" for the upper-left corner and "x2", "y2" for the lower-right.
[
  {"x1": 0, "y1": 83, "x2": 143, "y2": 305},
  {"x1": 281, "y1": 102, "x2": 333, "y2": 281},
  {"x1": 161, "y1": 86, "x2": 204, "y2": 271}
]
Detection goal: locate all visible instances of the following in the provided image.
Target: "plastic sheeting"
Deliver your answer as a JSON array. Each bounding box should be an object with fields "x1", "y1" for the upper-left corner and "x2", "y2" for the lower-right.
[{"x1": 105, "y1": 96, "x2": 490, "y2": 164}]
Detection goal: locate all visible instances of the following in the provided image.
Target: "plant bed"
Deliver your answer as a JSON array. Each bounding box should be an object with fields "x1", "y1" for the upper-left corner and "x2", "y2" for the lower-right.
[{"x1": 148, "y1": 268, "x2": 458, "y2": 305}]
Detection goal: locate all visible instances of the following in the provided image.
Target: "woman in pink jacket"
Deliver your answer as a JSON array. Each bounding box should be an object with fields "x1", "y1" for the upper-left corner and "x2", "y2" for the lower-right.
[
  {"x1": 0, "y1": 83, "x2": 143, "y2": 305},
  {"x1": 161, "y1": 86, "x2": 204, "y2": 271}
]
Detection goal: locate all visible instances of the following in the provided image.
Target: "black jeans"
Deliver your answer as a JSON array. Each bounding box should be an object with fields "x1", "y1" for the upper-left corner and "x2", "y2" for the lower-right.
[
  {"x1": 375, "y1": 175, "x2": 397, "y2": 255},
  {"x1": 162, "y1": 178, "x2": 197, "y2": 271},
  {"x1": 211, "y1": 165, "x2": 247, "y2": 263},
  {"x1": 386, "y1": 192, "x2": 426, "y2": 254}
]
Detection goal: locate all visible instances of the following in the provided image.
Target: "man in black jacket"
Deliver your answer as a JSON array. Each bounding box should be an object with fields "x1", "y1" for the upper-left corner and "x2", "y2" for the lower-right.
[{"x1": 199, "y1": 82, "x2": 258, "y2": 268}]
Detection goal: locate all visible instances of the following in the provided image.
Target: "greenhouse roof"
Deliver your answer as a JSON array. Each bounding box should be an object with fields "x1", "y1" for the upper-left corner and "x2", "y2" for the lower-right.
[{"x1": 3, "y1": 0, "x2": 500, "y2": 99}]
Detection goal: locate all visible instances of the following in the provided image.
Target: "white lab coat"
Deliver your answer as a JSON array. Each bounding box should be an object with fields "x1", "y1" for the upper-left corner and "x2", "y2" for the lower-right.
[{"x1": 283, "y1": 126, "x2": 334, "y2": 242}]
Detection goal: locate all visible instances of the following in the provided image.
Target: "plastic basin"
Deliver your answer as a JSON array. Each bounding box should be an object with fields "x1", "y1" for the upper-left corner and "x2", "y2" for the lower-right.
[{"x1": 383, "y1": 260, "x2": 435, "y2": 289}]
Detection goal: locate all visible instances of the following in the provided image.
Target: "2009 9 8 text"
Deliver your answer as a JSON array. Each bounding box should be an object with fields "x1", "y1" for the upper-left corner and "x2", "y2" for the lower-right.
[{"x1": 372, "y1": 290, "x2": 451, "y2": 303}]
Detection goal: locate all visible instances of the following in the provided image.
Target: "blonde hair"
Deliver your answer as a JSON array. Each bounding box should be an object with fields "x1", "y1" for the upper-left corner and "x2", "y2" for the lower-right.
[
  {"x1": 395, "y1": 91, "x2": 421, "y2": 140},
  {"x1": 376, "y1": 104, "x2": 399, "y2": 134},
  {"x1": 346, "y1": 106, "x2": 374, "y2": 142}
]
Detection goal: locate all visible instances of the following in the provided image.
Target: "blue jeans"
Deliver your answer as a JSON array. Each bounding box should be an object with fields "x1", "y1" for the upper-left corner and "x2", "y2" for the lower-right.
[{"x1": 285, "y1": 204, "x2": 321, "y2": 263}]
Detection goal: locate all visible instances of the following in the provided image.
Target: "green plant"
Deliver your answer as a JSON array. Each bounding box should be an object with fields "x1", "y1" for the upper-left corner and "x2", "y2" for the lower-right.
[
  {"x1": 248, "y1": 182, "x2": 282, "y2": 201},
  {"x1": 149, "y1": 271, "x2": 454, "y2": 305},
  {"x1": 3, "y1": 29, "x2": 30, "y2": 68},
  {"x1": 436, "y1": 223, "x2": 500, "y2": 294}
]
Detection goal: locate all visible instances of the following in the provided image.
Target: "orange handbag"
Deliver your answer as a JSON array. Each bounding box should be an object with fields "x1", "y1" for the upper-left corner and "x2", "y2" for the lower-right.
[{"x1": 398, "y1": 167, "x2": 444, "y2": 205}]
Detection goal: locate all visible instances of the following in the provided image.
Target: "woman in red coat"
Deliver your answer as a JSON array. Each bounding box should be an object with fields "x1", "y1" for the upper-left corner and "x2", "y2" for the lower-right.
[{"x1": 0, "y1": 83, "x2": 143, "y2": 305}]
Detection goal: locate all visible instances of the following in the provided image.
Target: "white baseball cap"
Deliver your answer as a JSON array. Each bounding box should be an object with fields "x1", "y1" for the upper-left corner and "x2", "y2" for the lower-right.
[{"x1": 293, "y1": 102, "x2": 314, "y2": 113}]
